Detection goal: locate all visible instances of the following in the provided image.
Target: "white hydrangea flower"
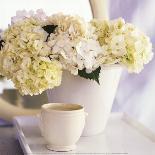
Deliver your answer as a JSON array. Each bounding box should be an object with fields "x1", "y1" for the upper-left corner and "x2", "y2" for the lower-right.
[
  {"x1": 76, "y1": 38, "x2": 103, "y2": 71},
  {"x1": 48, "y1": 33, "x2": 80, "y2": 75},
  {"x1": 91, "y1": 18, "x2": 153, "y2": 73},
  {"x1": 46, "y1": 13, "x2": 88, "y2": 74},
  {"x1": 47, "y1": 16, "x2": 104, "y2": 74}
]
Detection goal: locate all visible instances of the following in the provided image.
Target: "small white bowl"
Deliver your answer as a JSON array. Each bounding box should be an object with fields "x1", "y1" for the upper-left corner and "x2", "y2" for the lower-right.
[{"x1": 39, "y1": 103, "x2": 87, "y2": 152}]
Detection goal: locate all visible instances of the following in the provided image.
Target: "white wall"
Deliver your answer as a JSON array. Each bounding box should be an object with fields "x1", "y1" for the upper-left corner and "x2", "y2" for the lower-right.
[{"x1": 0, "y1": 0, "x2": 92, "y2": 29}]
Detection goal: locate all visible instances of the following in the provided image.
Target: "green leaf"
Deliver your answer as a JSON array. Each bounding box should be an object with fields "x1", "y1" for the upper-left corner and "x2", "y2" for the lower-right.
[
  {"x1": 0, "y1": 40, "x2": 4, "y2": 50},
  {"x1": 78, "y1": 67, "x2": 101, "y2": 84},
  {"x1": 42, "y1": 25, "x2": 57, "y2": 34},
  {"x1": 0, "y1": 75, "x2": 4, "y2": 80},
  {"x1": 42, "y1": 25, "x2": 58, "y2": 41}
]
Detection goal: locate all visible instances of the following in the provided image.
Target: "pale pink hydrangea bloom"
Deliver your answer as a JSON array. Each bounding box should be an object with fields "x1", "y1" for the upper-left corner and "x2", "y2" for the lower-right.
[{"x1": 11, "y1": 9, "x2": 47, "y2": 24}]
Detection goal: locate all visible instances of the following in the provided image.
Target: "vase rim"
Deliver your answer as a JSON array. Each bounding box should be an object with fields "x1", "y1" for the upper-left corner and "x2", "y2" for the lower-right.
[{"x1": 102, "y1": 64, "x2": 122, "y2": 69}]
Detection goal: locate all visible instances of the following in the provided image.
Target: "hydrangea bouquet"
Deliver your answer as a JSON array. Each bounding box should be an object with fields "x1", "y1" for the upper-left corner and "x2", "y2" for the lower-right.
[{"x1": 0, "y1": 10, "x2": 153, "y2": 95}]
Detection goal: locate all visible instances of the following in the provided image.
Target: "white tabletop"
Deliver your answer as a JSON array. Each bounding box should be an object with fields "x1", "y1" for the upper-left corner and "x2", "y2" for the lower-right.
[{"x1": 14, "y1": 113, "x2": 155, "y2": 155}]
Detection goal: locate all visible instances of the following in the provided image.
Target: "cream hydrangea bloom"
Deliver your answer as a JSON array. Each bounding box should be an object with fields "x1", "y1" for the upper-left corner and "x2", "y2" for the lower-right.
[
  {"x1": 12, "y1": 59, "x2": 62, "y2": 96},
  {"x1": 0, "y1": 49, "x2": 62, "y2": 95},
  {"x1": 47, "y1": 13, "x2": 86, "y2": 40},
  {"x1": 91, "y1": 18, "x2": 153, "y2": 73},
  {"x1": 121, "y1": 27, "x2": 153, "y2": 73},
  {"x1": 0, "y1": 15, "x2": 62, "y2": 95}
]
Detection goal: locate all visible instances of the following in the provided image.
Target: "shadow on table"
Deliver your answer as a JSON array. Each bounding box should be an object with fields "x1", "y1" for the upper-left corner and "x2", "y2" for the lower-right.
[{"x1": 0, "y1": 127, "x2": 24, "y2": 155}]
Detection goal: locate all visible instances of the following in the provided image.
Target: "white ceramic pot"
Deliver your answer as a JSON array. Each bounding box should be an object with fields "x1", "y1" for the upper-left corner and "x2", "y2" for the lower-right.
[
  {"x1": 47, "y1": 65, "x2": 122, "y2": 136},
  {"x1": 40, "y1": 103, "x2": 86, "y2": 151}
]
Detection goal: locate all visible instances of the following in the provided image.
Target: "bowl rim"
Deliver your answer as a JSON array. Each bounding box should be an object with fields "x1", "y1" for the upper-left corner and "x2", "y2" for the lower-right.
[{"x1": 41, "y1": 103, "x2": 84, "y2": 114}]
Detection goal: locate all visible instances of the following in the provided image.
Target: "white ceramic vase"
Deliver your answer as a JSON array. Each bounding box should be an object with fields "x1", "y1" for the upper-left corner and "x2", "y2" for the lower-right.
[{"x1": 47, "y1": 65, "x2": 122, "y2": 136}]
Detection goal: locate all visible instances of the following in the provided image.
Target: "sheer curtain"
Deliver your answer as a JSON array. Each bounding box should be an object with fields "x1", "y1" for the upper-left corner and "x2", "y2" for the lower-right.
[{"x1": 111, "y1": 0, "x2": 155, "y2": 132}]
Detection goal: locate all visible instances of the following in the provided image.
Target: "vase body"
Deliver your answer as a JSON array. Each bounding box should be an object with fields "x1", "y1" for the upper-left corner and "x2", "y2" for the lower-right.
[{"x1": 47, "y1": 66, "x2": 122, "y2": 136}]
